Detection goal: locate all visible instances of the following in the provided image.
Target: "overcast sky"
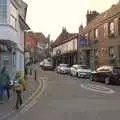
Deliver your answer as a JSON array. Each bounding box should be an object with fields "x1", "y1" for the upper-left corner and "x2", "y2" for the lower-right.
[{"x1": 24, "y1": 0, "x2": 118, "y2": 40}]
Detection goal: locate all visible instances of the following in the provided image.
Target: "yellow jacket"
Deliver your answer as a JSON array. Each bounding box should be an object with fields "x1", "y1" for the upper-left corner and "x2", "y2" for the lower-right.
[{"x1": 13, "y1": 78, "x2": 26, "y2": 91}]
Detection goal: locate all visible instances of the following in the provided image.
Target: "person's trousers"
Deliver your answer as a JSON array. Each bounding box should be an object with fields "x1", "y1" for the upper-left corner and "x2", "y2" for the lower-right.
[
  {"x1": 16, "y1": 90, "x2": 22, "y2": 109},
  {"x1": 0, "y1": 85, "x2": 4, "y2": 101},
  {"x1": 4, "y1": 85, "x2": 10, "y2": 100}
]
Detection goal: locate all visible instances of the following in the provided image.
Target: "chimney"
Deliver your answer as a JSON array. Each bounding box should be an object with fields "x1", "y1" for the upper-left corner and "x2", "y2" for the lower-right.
[
  {"x1": 86, "y1": 10, "x2": 99, "y2": 25},
  {"x1": 62, "y1": 27, "x2": 67, "y2": 33},
  {"x1": 79, "y1": 24, "x2": 83, "y2": 33}
]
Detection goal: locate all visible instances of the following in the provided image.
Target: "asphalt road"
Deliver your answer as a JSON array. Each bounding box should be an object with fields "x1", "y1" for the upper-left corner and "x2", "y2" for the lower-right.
[{"x1": 9, "y1": 69, "x2": 120, "y2": 120}]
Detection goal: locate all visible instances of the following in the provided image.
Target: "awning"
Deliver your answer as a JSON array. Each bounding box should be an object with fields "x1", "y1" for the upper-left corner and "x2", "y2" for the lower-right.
[{"x1": 19, "y1": 15, "x2": 30, "y2": 30}]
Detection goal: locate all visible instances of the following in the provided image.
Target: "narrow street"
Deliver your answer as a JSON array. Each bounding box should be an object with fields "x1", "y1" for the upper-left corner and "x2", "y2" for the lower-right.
[{"x1": 8, "y1": 69, "x2": 120, "y2": 120}]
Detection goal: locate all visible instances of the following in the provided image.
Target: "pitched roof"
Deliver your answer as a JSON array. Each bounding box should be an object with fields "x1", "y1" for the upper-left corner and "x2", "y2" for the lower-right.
[
  {"x1": 83, "y1": 3, "x2": 120, "y2": 32},
  {"x1": 33, "y1": 32, "x2": 48, "y2": 44},
  {"x1": 53, "y1": 29, "x2": 78, "y2": 47}
]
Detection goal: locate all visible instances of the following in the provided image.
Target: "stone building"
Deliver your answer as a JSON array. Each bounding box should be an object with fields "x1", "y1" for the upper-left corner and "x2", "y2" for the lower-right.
[{"x1": 78, "y1": 2, "x2": 120, "y2": 69}]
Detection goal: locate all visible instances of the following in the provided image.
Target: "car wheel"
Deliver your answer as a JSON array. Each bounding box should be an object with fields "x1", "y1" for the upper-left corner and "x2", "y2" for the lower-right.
[
  {"x1": 70, "y1": 72, "x2": 72, "y2": 76},
  {"x1": 92, "y1": 76, "x2": 97, "y2": 81},
  {"x1": 76, "y1": 72, "x2": 78, "y2": 77},
  {"x1": 105, "y1": 77, "x2": 110, "y2": 85}
]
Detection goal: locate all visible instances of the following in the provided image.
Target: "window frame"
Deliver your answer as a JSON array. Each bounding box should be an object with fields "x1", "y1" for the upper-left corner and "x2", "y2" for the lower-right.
[
  {"x1": 10, "y1": 2, "x2": 17, "y2": 29},
  {"x1": 0, "y1": 0, "x2": 7, "y2": 24}
]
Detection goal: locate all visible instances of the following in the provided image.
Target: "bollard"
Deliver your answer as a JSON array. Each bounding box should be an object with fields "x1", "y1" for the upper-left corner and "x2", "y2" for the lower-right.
[{"x1": 34, "y1": 69, "x2": 37, "y2": 80}]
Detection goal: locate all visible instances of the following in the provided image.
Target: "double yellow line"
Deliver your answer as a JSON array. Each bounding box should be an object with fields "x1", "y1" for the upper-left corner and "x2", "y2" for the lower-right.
[{"x1": 0, "y1": 77, "x2": 47, "y2": 120}]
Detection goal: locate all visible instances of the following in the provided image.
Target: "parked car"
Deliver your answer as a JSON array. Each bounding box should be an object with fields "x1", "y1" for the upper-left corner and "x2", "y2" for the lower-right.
[
  {"x1": 42, "y1": 59, "x2": 54, "y2": 71},
  {"x1": 70, "y1": 64, "x2": 91, "y2": 78},
  {"x1": 40, "y1": 61, "x2": 44, "y2": 67},
  {"x1": 56, "y1": 64, "x2": 70, "y2": 74},
  {"x1": 91, "y1": 66, "x2": 120, "y2": 84}
]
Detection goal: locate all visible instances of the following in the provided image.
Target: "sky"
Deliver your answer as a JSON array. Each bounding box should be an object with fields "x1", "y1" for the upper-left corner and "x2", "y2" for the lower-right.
[{"x1": 24, "y1": 0, "x2": 118, "y2": 41}]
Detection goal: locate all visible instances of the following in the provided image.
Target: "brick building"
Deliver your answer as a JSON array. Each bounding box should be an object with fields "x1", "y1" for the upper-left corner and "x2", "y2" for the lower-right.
[
  {"x1": 52, "y1": 28, "x2": 78, "y2": 66},
  {"x1": 25, "y1": 31, "x2": 50, "y2": 64},
  {"x1": 78, "y1": 2, "x2": 120, "y2": 69}
]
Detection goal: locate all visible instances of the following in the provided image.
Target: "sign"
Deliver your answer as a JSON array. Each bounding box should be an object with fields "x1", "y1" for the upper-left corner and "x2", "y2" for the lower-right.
[{"x1": 80, "y1": 37, "x2": 87, "y2": 48}]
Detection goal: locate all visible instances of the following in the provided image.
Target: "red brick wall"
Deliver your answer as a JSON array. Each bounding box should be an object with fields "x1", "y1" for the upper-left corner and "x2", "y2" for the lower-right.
[{"x1": 25, "y1": 32, "x2": 36, "y2": 49}]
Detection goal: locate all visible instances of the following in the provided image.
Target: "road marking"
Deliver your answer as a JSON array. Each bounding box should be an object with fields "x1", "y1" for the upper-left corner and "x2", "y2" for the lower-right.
[
  {"x1": 9, "y1": 77, "x2": 47, "y2": 120},
  {"x1": 0, "y1": 78, "x2": 42, "y2": 120},
  {"x1": 81, "y1": 83, "x2": 115, "y2": 94}
]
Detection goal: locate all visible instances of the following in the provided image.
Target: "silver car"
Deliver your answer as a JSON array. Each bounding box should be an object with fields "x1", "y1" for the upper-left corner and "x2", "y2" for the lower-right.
[
  {"x1": 70, "y1": 65, "x2": 91, "y2": 78},
  {"x1": 57, "y1": 64, "x2": 70, "y2": 74}
]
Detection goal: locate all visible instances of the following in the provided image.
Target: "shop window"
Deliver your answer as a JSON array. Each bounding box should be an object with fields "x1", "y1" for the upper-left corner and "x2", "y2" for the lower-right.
[
  {"x1": 108, "y1": 47, "x2": 115, "y2": 57},
  {"x1": 94, "y1": 49, "x2": 98, "y2": 58}
]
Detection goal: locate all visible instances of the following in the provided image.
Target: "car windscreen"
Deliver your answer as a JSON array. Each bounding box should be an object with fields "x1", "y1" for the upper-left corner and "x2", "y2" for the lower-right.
[
  {"x1": 113, "y1": 67, "x2": 120, "y2": 74},
  {"x1": 60, "y1": 64, "x2": 69, "y2": 67},
  {"x1": 78, "y1": 65, "x2": 89, "y2": 69}
]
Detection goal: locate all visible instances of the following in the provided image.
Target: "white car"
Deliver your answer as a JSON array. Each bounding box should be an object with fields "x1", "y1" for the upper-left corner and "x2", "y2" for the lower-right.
[
  {"x1": 70, "y1": 64, "x2": 91, "y2": 78},
  {"x1": 40, "y1": 61, "x2": 44, "y2": 67},
  {"x1": 57, "y1": 64, "x2": 70, "y2": 74}
]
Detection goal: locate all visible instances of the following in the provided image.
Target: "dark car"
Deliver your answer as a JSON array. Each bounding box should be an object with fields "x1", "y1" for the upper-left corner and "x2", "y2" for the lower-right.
[{"x1": 91, "y1": 66, "x2": 120, "y2": 84}]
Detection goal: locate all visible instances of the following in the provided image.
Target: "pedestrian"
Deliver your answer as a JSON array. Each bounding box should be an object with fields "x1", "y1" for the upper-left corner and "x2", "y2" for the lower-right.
[
  {"x1": 13, "y1": 72, "x2": 26, "y2": 110},
  {"x1": 0, "y1": 66, "x2": 10, "y2": 103},
  {"x1": 3, "y1": 67, "x2": 11, "y2": 100}
]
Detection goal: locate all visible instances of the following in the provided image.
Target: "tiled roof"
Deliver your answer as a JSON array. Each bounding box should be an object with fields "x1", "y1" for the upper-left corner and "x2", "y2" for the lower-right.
[
  {"x1": 33, "y1": 32, "x2": 48, "y2": 44},
  {"x1": 83, "y1": 3, "x2": 120, "y2": 31},
  {"x1": 53, "y1": 30, "x2": 78, "y2": 47}
]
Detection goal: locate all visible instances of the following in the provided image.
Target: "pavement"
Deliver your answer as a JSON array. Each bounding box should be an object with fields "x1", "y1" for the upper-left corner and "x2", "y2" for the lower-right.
[
  {"x1": 10, "y1": 69, "x2": 120, "y2": 120},
  {"x1": 0, "y1": 65, "x2": 39, "y2": 119}
]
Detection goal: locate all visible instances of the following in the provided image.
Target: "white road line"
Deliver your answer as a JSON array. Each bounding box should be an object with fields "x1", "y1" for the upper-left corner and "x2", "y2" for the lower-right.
[
  {"x1": 10, "y1": 77, "x2": 47, "y2": 120},
  {"x1": 0, "y1": 79, "x2": 42, "y2": 120},
  {"x1": 81, "y1": 83, "x2": 115, "y2": 94}
]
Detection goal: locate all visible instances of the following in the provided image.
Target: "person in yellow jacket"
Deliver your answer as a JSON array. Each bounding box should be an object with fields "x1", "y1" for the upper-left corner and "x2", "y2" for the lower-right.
[{"x1": 13, "y1": 72, "x2": 26, "y2": 110}]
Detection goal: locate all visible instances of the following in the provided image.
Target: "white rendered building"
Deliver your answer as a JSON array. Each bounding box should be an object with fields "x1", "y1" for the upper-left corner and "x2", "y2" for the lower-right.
[{"x1": 0, "y1": 0, "x2": 30, "y2": 77}]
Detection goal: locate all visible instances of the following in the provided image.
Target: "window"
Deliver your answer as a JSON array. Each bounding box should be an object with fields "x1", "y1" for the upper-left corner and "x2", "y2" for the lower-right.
[
  {"x1": 108, "y1": 22, "x2": 115, "y2": 34},
  {"x1": 108, "y1": 47, "x2": 114, "y2": 57},
  {"x1": 94, "y1": 49, "x2": 98, "y2": 58},
  {"x1": 0, "y1": 0, "x2": 7, "y2": 24},
  {"x1": 10, "y1": 15, "x2": 16, "y2": 28},
  {"x1": 10, "y1": 3, "x2": 17, "y2": 18},
  {"x1": 10, "y1": 3, "x2": 17, "y2": 28},
  {"x1": 94, "y1": 29, "x2": 98, "y2": 39},
  {"x1": 104, "y1": 23, "x2": 108, "y2": 37}
]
